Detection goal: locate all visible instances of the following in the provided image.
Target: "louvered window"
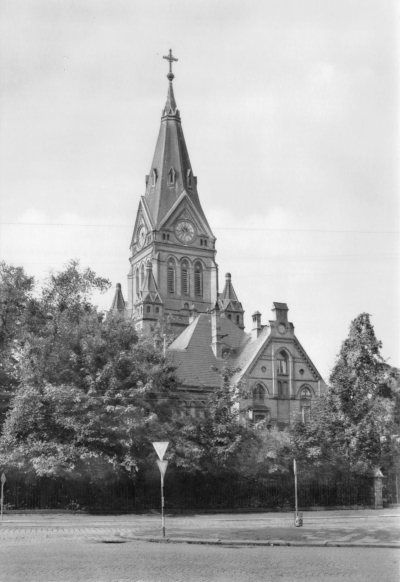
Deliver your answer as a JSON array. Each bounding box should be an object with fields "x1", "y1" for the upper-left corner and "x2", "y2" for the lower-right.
[
  {"x1": 195, "y1": 263, "x2": 202, "y2": 296},
  {"x1": 181, "y1": 262, "x2": 189, "y2": 295},
  {"x1": 167, "y1": 260, "x2": 175, "y2": 294}
]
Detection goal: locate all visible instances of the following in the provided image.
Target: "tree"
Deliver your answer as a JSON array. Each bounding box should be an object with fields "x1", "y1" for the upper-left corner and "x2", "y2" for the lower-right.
[
  {"x1": 170, "y1": 364, "x2": 260, "y2": 475},
  {"x1": 290, "y1": 313, "x2": 400, "y2": 475},
  {"x1": 0, "y1": 261, "x2": 181, "y2": 480}
]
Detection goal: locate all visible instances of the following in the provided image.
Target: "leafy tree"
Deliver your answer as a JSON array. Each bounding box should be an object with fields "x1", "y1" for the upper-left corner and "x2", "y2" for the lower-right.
[
  {"x1": 170, "y1": 364, "x2": 260, "y2": 475},
  {"x1": 0, "y1": 261, "x2": 181, "y2": 480},
  {"x1": 290, "y1": 313, "x2": 400, "y2": 475}
]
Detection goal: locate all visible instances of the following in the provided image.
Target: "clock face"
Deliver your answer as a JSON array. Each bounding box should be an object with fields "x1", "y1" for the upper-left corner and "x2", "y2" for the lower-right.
[
  {"x1": 175, "y1": 220, "x2": 195, "y2": 243},
  {"x1": 278, "y1": 323, "x2": 287, "y2": 334},
  {"x1": 137, "y1": 226, "x2": 147, "y2": 249}
]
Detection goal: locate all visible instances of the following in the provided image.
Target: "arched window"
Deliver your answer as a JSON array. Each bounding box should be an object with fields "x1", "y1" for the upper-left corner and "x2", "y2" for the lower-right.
[
  {"x1": 140, "y1": 263, "x2": 145, "y2": 290},
  {"x1": 278, "y1": 381, "x2": 288, "y2": 398},
  {"x1": 194, "y1": 263, "x2": 202, "y2": 297},
  {"x1": 187, "y1": 169, "x2": 192, "y2": 188},
  {"x1": 168, "y1": 167, "x2": 176, "y2": 185},
  {"x1": 300, "y1": 386, "x2": 312, "y2": 424},
  {"x1": 277, "y1": 351, "x2": 288, "y2": 375},
  {"x1": 167, "y1": 259, "x2": 175, "y2": 294},
  {"x1": 135, "y1": 267, "x2": 140, "y2": 296},
  {"x1": 152, "y1": 168, "x2": 157, "y2": 186},
  {"x1": 146, "y1": 305, "x2": 151, "y2": 313},
  {"x1": 300, "y1": 387, "x2": 312, "y2": 400},
  {"x1": 253, "y1": 385, "x2": 265, "y2": 402},
  {"x1": 181, "y1": 260, "x2": 189, "y2": 295}
]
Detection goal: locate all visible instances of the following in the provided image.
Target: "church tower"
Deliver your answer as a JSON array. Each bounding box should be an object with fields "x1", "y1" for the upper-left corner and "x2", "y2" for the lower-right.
[{"x1": 126, "y1": 51, "x2": 218, "y2": 330}]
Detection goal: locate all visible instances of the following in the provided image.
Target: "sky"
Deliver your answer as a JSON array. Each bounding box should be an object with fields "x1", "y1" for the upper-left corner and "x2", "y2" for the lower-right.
[{"x1": 0, "y1": 0, "x2": 399, "y2": 380}]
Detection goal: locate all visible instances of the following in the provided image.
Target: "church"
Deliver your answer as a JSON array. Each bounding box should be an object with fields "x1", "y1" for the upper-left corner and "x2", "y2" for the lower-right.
[{"x1": 111, "y1": 51, "x2": 326, "y2": 428}]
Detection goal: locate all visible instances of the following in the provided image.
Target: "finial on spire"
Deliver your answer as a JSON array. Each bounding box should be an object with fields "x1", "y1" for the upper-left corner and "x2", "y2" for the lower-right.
[{"x1": 163, "y1": 49, "x2": 178, "y2": 82}]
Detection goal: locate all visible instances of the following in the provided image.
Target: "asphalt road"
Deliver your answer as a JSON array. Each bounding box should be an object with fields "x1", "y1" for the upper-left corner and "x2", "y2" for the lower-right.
[{"x1": 0, "y1": 538, "x2": 399, "y2": 582}]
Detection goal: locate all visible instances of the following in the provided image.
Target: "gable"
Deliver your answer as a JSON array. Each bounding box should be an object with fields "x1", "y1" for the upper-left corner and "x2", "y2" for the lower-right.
[
  {"x1": 130, "y1": 199, "x2": 154, "y2": 249},
  {"x1": 158, "y1": 192, "x2": 214, "y2": 238}
]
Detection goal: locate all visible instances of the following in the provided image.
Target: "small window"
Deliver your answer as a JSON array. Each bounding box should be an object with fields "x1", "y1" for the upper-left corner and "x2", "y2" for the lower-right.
[
  {"x1": 181, "y1": 261, "x2": 189, "y2": 295},
  {"x1": 168, "y1": 167, "x2": 176, "y2": 185},
  {"x1": 204, "y1": 240, "x2": 208, "y2": 246},
  {"x1": 152, "y1": 169, "x2": 157, "y2": 186},
  {"x1": 156, "y1": 307, "x2": 159, "y2": 314},
  {"x1": 236, "y1": 315, "x2": 240, "y2": 324},
  {"x1": 146, "y1": 306, "x2": 151, "y2": 313},
  {"x1": 140, "y1": 263, "x2": 145, "y2": 289},
  {"x1": 187, "y1": 169, "x2": 192, "y2": 188},
  {"x1": 200, "y1": 239, "x2": 203, "y2": 246},
  {"x1": 167, "y1": 260, "x2": 175, "y2": 294},
  {"x1": 228, "y1": 314, "x2": 231, "y2": 320},
  {"x1": 184, "y1": 302, "x2": 189, "y2": 309},
  {"x1": 195, "y1": 263, "x2": 202, "y2": 296},
  {"x1": 261, "y1": 366, "x2": 266, "y2": 373}
]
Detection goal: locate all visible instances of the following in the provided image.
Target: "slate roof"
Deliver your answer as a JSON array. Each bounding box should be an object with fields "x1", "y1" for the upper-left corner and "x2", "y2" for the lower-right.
[{"x1": 144, "y1": 80, "x2": 212, "y2": 231}]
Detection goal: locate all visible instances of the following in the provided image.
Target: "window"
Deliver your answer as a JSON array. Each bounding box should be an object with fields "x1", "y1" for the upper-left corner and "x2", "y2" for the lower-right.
[
  {"x1": 181, "y1": 261, "x2": 189, "y2": 295},
  {"x1": 278, "y1": 381, "x2": 288, "y2": 398},
  {"x1": 168, "y1": 167, "x2": 176, "y2": 185},
  {"x1": 300, "y1": 387, "x2": 312, "y2": 400},
  {"x1": 236, "y1": 315, "x2": 240, "y2": 324},
  {"x1": 195, "y1": 263, "x2": 202, "y2": 296},
  {"x1": 140, "y1": 263, "x2": 145, "y2": 290},
  {"x1": 277, "y1": 351, "x2": 288, "y2": 374},
  {"x1": 228, "y1": 314, "x2": 231, "y2": 320},
  {"x1": 146, "y1": 306, "x2": 151, "y2": 313},
  {"x1": 135, "y1": 268, "x2": 140, "y2": 295},
  {"x1": 301, "y1": 405, "x2": 311, "y2": 424},
  {"x1": 162, "y1": 233, "x2": 170, "y2": 241},
  {"x1": 152, "y1": 169, "x2": 157, "y2": 186},
  {"x1": 167, "y1": 260, "x2": 175, "y2": 294},
  {"x1": 155, "y1": 307, "x2": 159, "y2": 314},
  {"x1": 187, "y1": 169, "x2": 192, "y2": 188},
  {"x1": 253, "y1": 385, "x2": 265, "y2": 402}
]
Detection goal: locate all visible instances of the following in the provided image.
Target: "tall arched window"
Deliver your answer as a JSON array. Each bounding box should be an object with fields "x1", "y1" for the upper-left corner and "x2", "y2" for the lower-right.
[
  {"x1": 168, "y1": 167, "x2": 176, "y2": 185},
  {"x1": 187, "y1": 169, "x2": 192, "y2": 188},
  {"x1": 167, "y1": 259, "x2": 175, "y2": 294},
  {"x1": 140, "y1": 263, "x2": 145, "y2": 290},
  {"x1": 135, "y1": 267, "x2": 140, "y2": 296},
  {"x1": 194, "y1": 263, "x2": 202, "y2": 297},
  {"x1": 181, "y1": 260, "x2": 189, "y2": 295},
  {"x1": 277, "y1": 351, "x2": 288, "y2": 374},
  {"x1": 253, "y1": 385, "x2": 265, "y2": 402},
  {"x1": 300, "y1": 386, "x2": 312, "y2": 424}
]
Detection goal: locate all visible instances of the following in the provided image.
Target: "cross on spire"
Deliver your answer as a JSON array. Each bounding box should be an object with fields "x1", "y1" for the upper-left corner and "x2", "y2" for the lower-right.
[{"x1": 163, "y1": 49, "x2": 178, "y2": 82}]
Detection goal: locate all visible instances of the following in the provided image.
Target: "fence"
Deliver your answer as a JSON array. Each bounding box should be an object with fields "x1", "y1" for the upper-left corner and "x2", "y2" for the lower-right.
[
  {"x1": 383, "y1": 472, "x2": 400, "y2": 505},
  {"x1": 1, "y1": 472, "x2": 375, "y2": 512}
]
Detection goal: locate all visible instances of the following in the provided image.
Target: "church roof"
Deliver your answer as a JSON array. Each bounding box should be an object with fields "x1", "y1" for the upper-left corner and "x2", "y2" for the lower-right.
[
  {"x1": 110, "y1": 283, "x2": 126, "y2": 312},
  {"x1": 168, "y1": 313, "x2": 250, "y2": 388},
  {"x1": 144, "y1": 77, "x2": 212, "y2": 232}
]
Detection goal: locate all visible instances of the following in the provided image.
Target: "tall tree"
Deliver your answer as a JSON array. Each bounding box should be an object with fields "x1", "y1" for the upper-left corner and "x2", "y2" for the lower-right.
[{"x1": 291, "y1": 313, "x2": 399, "y2": 474}]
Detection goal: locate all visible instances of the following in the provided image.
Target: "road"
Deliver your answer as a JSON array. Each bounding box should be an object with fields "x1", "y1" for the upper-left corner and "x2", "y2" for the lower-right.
[{"x1": 1, "y1": 538, "x2": 399, "y2": 582}]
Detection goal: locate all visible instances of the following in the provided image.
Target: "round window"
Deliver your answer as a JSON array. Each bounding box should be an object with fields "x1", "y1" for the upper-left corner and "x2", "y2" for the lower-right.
[{"x1": 261, "y1": 366, "x2": 266, "y2": 373}]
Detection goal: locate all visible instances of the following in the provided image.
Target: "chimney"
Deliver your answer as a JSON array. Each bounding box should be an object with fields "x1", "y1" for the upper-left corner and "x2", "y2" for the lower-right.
[
  {"x1": 211, "y1": 302, "x2": 222, "y2": 358},
  {"x1": 272, "y1": 302, "x2": 288, "y2": 322},
  {"x1": 252, "y1": 311, "x2": 262, "y2": 340},
  {"x1": 189, "y1": 304, "x2": 198, "y2": 324}
]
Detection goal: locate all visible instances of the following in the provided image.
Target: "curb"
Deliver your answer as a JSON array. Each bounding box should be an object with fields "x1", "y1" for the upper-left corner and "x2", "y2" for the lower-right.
[{"x1": 115, "y1": 534, "x2": 400, "y2": 549}]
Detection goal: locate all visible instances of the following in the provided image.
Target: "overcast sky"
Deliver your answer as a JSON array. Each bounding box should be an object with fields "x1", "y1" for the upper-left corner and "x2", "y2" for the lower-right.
[{"x1": 0, "y1": 0, "x2": 399, "y2": 379}]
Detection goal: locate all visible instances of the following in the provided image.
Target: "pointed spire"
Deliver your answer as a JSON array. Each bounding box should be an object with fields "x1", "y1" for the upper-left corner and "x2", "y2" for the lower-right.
[
  {"x1": 110, "y1": 283, "x2": 126, "y2": 313},
  {"x1": 163, "y1": 82, "x2": 179, "y2": 117},
  {"x1": 218, "y1": 273, "x2": 245, "y2": 329},
  {"x1": 140, "y1": 262, "x2": 161, "y2": 299},
  {"x1": 220, "y1": 273, "x2": 239, "y2": 303}
]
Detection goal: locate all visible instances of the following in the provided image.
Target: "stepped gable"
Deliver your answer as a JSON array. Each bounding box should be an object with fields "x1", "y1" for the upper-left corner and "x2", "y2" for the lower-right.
[
  {"x1": 110, "y1": 283, "x2": 126, "y2": 313},
  {"x1": 144, "y1": 68, "x2": 211, "y2": 231}
]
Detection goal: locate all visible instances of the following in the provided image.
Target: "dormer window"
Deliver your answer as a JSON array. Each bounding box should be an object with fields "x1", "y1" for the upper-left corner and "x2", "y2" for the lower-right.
[
  {"x1": 168, "y1": 167, "x2": 176, "y2": 185},
  {"x1": 187, "y1": 169, "x2": 192, "y2": 188},
  {"x1": 152, "y1": 169, "x2": 157, "y2": 186}
]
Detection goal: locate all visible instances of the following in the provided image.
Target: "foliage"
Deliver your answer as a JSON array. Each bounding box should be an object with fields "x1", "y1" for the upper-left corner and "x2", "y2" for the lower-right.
[
  {"x1": 290, "y1": 313, "x2": 400, "y2": 475},
  {"x1": 0, "y1": 261, "x2": 181, "y2": 480}
]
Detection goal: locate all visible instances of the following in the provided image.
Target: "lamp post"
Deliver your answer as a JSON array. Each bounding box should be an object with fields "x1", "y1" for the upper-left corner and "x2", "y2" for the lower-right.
[{"x1": 152, "y1": 442, "x2": 169, "y2": 537}]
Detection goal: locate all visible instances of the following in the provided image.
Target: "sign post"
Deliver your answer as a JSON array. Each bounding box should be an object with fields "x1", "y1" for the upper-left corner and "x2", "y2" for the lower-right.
[
  {"x1": 152, "y1": 442, "x2": 169, "y2": 537},
  {"x1": 293, "y1": 460, "x2": 303, "y2": 527},
  {"x1": 1, "y1": 473, "x2": 6, "y2": 522}
]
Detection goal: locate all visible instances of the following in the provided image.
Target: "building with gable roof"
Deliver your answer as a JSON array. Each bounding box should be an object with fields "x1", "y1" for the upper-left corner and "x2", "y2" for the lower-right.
[{"x1": 110, "y1": 52, "x2": 326, "y2": 426}]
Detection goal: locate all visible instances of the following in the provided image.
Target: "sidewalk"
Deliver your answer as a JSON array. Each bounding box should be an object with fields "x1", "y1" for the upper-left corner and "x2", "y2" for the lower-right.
[{"x1": 1, "y1": 508, "x2": 399, "y2": 548}]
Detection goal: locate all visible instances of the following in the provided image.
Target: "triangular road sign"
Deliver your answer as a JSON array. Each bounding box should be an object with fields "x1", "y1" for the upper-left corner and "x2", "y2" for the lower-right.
[
  {"x1": 156, "y1": 460, "x2": 168, "y2": 479},
  {"x1": 1, "y1": 473, "x2": 6, "y2": 484},
  {"x1": 152, "y1": 441, "x2": 169, "y2": 461}
]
